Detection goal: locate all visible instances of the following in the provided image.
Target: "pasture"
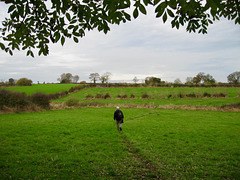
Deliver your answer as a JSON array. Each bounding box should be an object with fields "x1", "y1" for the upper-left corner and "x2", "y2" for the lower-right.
[
  {"x1": 53, "y1": 87, "x2": 240, "y2": 108},
  {"x1": 0, "y1": 85, "x2": 240, "y2": 179},
  {"x1": 1, "y1": 84, "x2": 78, "y2": 95},
  {"x1": 0, "y1": 108, "x2": 239, "y2": 179}
]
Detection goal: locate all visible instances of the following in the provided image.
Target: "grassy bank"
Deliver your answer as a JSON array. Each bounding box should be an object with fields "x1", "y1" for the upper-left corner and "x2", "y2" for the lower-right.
[{"x1": 1, "y1": 108, "x2": 239, "y2": 179}]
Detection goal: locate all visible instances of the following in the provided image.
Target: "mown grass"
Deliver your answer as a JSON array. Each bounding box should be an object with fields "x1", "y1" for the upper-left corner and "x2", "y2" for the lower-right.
[
  {"x1": 1, "y1": 84, "x2": 79, "y2": 95},
  {"x1": 0, "y1": 108, "x2": 239, "y2": 179},
  {"x1": 53, "y1": 87, "x2": 240, "y2": 107}
]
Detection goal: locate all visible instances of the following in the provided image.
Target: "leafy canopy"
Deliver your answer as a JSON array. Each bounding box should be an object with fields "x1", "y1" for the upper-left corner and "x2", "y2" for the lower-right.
[{"x1": 0, "y1": 0, "x2": 239, "y2": 57}]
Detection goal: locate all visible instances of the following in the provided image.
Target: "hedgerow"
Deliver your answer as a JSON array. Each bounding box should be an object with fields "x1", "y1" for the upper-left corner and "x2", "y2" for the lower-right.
[{"x1": 0, "y1": 89, "x2": 49, "y2": 110}]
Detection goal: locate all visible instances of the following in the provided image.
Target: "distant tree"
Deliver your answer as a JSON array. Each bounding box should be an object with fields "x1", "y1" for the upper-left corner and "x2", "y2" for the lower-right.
[
  {"x1": 197, "y1": 72, "x2": 206, "y2": 83},
  {"x1": 100, "y1": 72, "x2": 112, "y2": 83},
  {"x1": 192, "y1": 76, "x2": 201, "y2": 84},
  {"x1": 202, "y1": 74, "x2": 216, "y2": 84},
  {"x1": 16, "y1": 78, "x2": 32, "y2": 86},
  {"x1": 8, "y1": 78, "x2": 16, "y2": 85},
  {"x1": 185, "y1": 77, "x2": 193, "y2": 85},
  {"x1": 145, "y1": 77, "x2": 161, "y2": 85},
  {"x1": 133, "y1": 76, "x2": 139, "y2": 84},
  {"x1": 174, "y1": 78, "x2": 182, "y2": 84},
  {"x1": 89, "y1": 73, "x2": 100, "y2": 84},
  {"x1": 227, "y1": 71, "x2": 240, "y2": 84},
  {"x1": 72, "y1": 75, "x2": 80, "y2": 83},
  {"x1": 57, "y1": 73, "x2": 79, "y2": 83},
  {"x1": 80, "y1": 81, "x2": 86, "y2": 84}
]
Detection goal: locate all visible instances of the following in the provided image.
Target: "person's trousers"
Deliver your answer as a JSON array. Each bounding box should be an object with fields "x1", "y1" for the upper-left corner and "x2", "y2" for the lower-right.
[{"x1": 116, "y1": 120, "x2": 122, "y2": 131}]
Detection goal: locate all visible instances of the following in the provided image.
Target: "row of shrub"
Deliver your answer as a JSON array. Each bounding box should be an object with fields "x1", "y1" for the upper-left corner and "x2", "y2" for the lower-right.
[
  {"x1": 0, "y1": 89, "x2": 50, "y2": 110},
  {"x1": 142, "y1": 92, "x2": 227, "y2": 99},
  {"x1": 0, "y1": 85, "x2": 86, "y2": 111},
  {"x1": 85, "y1": 93, "x2": 136, "y2": 99},
  {"x1": 85, "y1": 92, "x2": 227, "y2": 100},
  {"x1": 85, "y1": 83, "x2": 240, "y2": 88}
]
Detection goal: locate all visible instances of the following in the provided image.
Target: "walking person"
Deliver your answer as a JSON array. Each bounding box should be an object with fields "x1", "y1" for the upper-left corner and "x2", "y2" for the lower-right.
[{"x1": 114, "y1": 107, "x2": 124, "y2": 131}]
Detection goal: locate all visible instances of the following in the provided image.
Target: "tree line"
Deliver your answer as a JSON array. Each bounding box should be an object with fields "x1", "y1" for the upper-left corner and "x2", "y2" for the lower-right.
[{"x1": 1, "y1": 71, "x2": 239, "y2": 86}]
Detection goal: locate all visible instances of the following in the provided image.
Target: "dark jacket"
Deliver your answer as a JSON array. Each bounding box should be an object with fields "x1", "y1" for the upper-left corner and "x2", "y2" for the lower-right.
[{"x1": 114, "y1": 109, "x2": 124, "y2": 121}]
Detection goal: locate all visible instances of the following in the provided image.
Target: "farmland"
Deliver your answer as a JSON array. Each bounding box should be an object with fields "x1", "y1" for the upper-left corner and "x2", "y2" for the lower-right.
[
  {"x1": 53, "y1": 86, "x2": 240, "y2": 108},
  {"x1": 2, "y1": 84, "x2": 79, "y2": 95},
  {"x1": 0, "y1": 84, "x2": 240, "y2": 179}
]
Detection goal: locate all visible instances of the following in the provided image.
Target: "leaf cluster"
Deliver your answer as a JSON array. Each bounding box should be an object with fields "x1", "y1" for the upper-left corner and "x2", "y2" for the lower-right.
[{"x1": 0, "y1": 0, "x2": 239, "y2": 56}]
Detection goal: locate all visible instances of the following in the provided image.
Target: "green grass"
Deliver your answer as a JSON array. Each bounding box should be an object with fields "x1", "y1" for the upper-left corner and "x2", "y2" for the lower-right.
[
  {"x1": 1, "y1": 108, "x2": 239, "y2": 179},
  {"x1": 1, "y1": 84, "x2": 79, "y2": 95},
  {"x1": 56, "y1": 87, "x2": 240, "y2": 99},
  {"x1": 53, "y1": 87, "x2": 240, "y2": 107}
]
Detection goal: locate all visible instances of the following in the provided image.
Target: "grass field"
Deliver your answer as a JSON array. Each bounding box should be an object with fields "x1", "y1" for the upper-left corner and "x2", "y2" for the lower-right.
[
  {"x1": 0, "y1": 108, "x2": 239, "y2": 179},
  {"x1": 1, "y1": 84, "x2": 79, "y2": 95},
  {"x1": 53, "y1": 87, "x2": 240, "y2": 107}
]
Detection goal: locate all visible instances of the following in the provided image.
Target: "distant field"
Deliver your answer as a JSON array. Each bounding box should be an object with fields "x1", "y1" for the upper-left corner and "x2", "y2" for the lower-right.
[
  {"x1": 1, "y1": 84, "x2": 78, "y2": 95},
  {"x1": 0, "y1": 108, "x2": 239, "y2": 179},
  {"x1": 53, "y1": 87, "x2": 240, "y2": 107}
]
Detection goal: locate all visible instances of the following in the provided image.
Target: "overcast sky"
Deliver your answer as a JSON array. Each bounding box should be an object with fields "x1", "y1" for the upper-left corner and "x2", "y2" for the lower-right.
[{"x1": 0, "y1": 3, "x2": 239, "y2": 84}]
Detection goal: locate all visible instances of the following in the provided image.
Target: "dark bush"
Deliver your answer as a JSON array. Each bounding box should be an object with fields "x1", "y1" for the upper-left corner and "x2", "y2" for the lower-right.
[
  {"x1": 130, "y1": 94, "x2": 135, "y2": 98},
  {"x1": 86, "y1": 94, "x2": 94, "y2": 99},
  {"x1": 68, "y1": 87, "x2": 76, "y2": 93},
  {"x1": 16, "y1": 78, "x2": 32, "y2": 86},
  {"x1": 178, "y1": 92, "x2": 185, "y2": 98},
  {"x1": 95, "y1": 93, "x2": 104, "y2": 99},
  {"x1": 65, "y1": 98, "x2": 79, "y2": 106},
  {"x1": 121, "y1": 94, "x2": 128, "y2": 99},
  {"x1": 48, "y1": 93, "x2": 60, "y2": 100},
  {"x1": 212, "y1": 93, "x2": 226, "y2": 98},
  {"x1": 141, "y1": 93, "x2": 151, "y2": 99},
  {"x1": 0, "y1": 89, "x2": 29, "y2": 109},
  {"x1": 59, "y1": 90, "x2": 68, "y2": 97},
  {"x1": 30, "y1": 92, "x2": 50, "y2": 109},
  {"x1": 104, "y1": 93, "x2": 111, "y2": 99},
  {"x1": 68, "y1": 85, "x2": 85, "y2": 93},
  {"x1": 203, "y1": 92, "x2": 211, "y2": 97},
  {"x1": 186, "y1": 93, "x2": 197, "y2": 98}
]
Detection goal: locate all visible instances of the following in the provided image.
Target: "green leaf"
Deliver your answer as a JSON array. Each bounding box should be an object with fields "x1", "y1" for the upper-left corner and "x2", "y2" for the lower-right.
[
  {"x1": 139, "y1": 4, "x2": 147, "y2": 15},
  {"x1": 73, "y1": 37, "x2": 78, "y2": 43},
  {"x1": 8, "y1": 5, "x2": 15, "y2": 13},
  {"x1": 27, "y1": 49, "x2": 31, "y2": 56},
  {"x1": 17, "y1": 5, "x2": 24, "y2": 17},
  {"x1": 156, "y1": 9, "x2": 164, "y2": 18},
  {"x1": 0, "y1": 42, "x2": 5, "y2": 50},
  {"x1": 167, "y1": 9, "x2": 175, "y2": 18},
  {"x1": 171, "y1": 20, "x2": 175, "y2": 28},
  {"x1": 9, "y1": 49, "x2": 13, "y2": 56},
  {"x1": 66, "y1": 13, "x2": 71, "y2": 21},
  {"x1": 163, "y1": 12, "x2": 167, "y2": 23},
  {"x1": 68, "y1": 25, "x2": 75, "y2": 29},
  {"x1": 124, "y1": 12, "x2": 131, "y2": 21},
  {"x1": 30, "y1": 51, "x2": 34, "y2": 57},
  {"x1": 61, "y1": 36, "x2": 65, "y2": 46},
  {"x1": 154, "y1": 0, "x2": 161, "y2": 5},
  {"x1": 143, "y1": 0, "x2": 150, "y2": 6},
  {"x1": 133, "y1": 8, "x2": 139, "y2": 19},
  {"x1": 54, "y1": 32, "x2": 60, "y2": 42}
]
